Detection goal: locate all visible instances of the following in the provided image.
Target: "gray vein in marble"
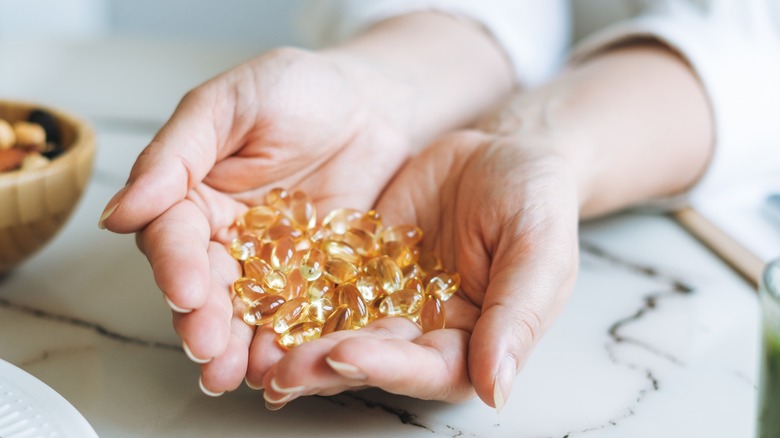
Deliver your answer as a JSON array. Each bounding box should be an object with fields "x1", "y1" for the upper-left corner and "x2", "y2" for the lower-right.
[
  {"x1": 19, "y1": 346, "x2": 97, "y2": 368},
  {"x1": 559, "y1": 242, "x2": 695, "y2": 437},
  {"x1": 0, "y1": 297, "x2": 181, "y2": 351}
]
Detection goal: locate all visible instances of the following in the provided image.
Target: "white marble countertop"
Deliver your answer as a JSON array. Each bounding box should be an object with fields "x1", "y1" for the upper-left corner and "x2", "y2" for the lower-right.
[{"x1": 0, "y1": 39, "x2": 763, "y2": 437}]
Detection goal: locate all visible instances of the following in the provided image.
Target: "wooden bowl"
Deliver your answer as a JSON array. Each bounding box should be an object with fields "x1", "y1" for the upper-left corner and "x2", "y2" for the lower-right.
[{"x1": 0, "y1": 100, "x2": 95, "y2": 274}]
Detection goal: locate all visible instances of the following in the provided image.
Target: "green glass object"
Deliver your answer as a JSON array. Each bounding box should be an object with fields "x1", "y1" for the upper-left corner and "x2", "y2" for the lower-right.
[{"x1": 758, "y1": 259, "x2": 780, "y2": 438}]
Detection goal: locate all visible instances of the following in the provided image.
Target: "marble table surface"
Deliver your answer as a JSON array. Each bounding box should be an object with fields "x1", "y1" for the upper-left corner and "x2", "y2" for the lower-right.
[{"x1": 0, "y1": 39, "x2": 763, "y2": 437}]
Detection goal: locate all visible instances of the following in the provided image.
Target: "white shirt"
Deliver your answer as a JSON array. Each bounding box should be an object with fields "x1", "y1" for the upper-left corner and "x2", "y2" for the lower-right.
[{"x1": 302, "y1": 0, "x2": 780, "y2": 205}]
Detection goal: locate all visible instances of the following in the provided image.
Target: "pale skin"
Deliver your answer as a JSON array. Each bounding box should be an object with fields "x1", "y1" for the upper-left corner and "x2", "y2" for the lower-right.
[{"x1": 99, "y1": 12, "x2": 713, "y2": 411}]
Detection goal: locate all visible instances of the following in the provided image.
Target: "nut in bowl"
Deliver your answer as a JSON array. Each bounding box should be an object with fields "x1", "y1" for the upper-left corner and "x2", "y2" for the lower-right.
[{"x1": 0, "y1": 100, "x2": 95, "y2": 275}]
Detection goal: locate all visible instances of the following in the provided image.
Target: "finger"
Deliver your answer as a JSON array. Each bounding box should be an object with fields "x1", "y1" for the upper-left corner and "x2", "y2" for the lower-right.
[
  {"x1": 260, "y1": 318, "x2": 421, "y2": 404},
  {"x1": 245, "y1": 326, "x2": 286, "y2": 390},
  {"x1": 173, "y1": 241, "x2": 240, "y2": 363},
  {"x1": 99, "y1": 85, "x2": 233, "y2": 233},
  {"x1": 467, "y1": 217, "x2": 579, "y2": 412},
  {"x1": 137, "y1": 199, "x2": 212, "y2": 311}
]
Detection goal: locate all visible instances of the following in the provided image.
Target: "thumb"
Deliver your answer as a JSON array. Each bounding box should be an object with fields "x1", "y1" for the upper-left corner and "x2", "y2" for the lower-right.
[
  {"x1": 98, "y1": 87, "x2": 231, "y2": 233},
  {"x1": 467, "y1": 226, "x2": 578, "y2": 412}
]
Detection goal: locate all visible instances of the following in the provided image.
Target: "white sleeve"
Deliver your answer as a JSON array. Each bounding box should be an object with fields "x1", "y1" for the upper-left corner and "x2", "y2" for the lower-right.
[
  {"x1": 297, "y1": 0, "x2": 571, "y2": 88},
  {"x1": 569, "y1": 0, "x2": 780, "y2": 209}
]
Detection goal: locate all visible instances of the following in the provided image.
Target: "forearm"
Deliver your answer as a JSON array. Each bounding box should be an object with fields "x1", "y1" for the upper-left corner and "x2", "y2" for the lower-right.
[
  {"x1": 323, "y1": 12, "x2": 514, "y2": 150},
  {"x1": 483, "y1": 42, "x2": 714, "y2": 217}
]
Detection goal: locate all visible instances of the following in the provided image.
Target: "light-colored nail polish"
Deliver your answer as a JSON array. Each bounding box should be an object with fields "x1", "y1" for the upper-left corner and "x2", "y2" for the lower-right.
[
  {"x1": 270, "y1": 378, "x2": 306, "y2": 394},
  {"x1": 182, "y1": 341, "x2": 212, "y2": 364},
  {"x1": 199, "y1": 376, "x2": 224, "y2": 397},
  {"x1": 165, "y1": 295, "x2": 192, "y2": 314},
  {"x1": 265, "y1": 400, "x2": 285, "y2": 411},
  {"x1": 97, "y1": 202, "x2": 118, "y2": 230},
  {"x1": 325, "y1": 357, "x2": 367, "y2": 380},
  {"x1": 244, "y1": 377, "x2": 263, "y2": 390},
  {"x1": 263, "y1": 390, "x2": 296, "y2": 405},
  {"x1": 494, "y1": 356, "x2": 516, "y2": 414}
]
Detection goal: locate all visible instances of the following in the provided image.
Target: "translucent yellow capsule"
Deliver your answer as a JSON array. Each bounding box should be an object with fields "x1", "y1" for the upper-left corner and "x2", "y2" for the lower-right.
[
  {"x1": 336, "y1": 283, "x2": 368, "y2": 328},
  {"x1": 270, "y1": 237, "x2": 296, "y2": 271},
  {"x1": 380, "y1": 224, "x2": 423, "y2": 247},
  {"x1": 278, "y1": 322, "x2": 322, "y2": 350},
  {"x1": 425, "y1": 271, "x2": 461, "y2": 301},
  {"x1": 356, "y1": 275, "x2": 383, "y2": 302},
  {"x1": 282, "y1": 269, "x2": 307, "y2": 300},
  {"x1": 364, "y1": 256, "x2": 403, "y2": 293},
  {"x1": 289, "y1": 189, "x2": 317, "y2": 230},
  {"x1": 322, "y1": 258, "x2": 359, "y2": 284},
  {"x1": 265, "y1": 222, "x2": 304, "y2": 242},
  {"x1": 307, "y1": 296, "x2": 335, "y2": 323},
  {"x1": 382, "y1": 241, "x2": 417, "y2": 268},
  {"x1": 307, "y1": 277, "x2": 334, "y2": 301},
  {"x1": 356, "y1": 210, "x2": 383, "y2": 236},
  {"x1": 366, "y1": 291, "x2": 387, "y2": 322},
  {"x1": 420, "y1": 296, "x2": 445, "y2": 332},
  {"x1": 238, "y1": 205, "x2": 280, "y2": 234},
  {"x1": 308, "y1": 225, "x2": 332, "y2": 244},
  {"x1": 321, "y1": 305, "x2": 353, "y2": 336},
  {"x1": 233, "y1": 277, "x2": 268, "y2": 304},
  {"x1": 321, "y1": 239, "x2": 362, "y2": 266},
  {"x1": 334, "y1": 228, "x2": 379, "y2": 257},
  {"x1": 322, "y1": 208, "x2": 363, "y2": 234},
  {"x1": 406, "y1": 278, "x2": 424, "y2": 294},
  {"x1": 243, "y1": 256, "x2": 272, "y2": 281},
  {"x1": 266, "y1": 187, "x2": 290, "y2": 211},
  {"x1": 401, "y1": 263, "x2": 422, "y2": 283},
  {"x1": 300, "y1": 247, "x2": 325, "y2": 281},
  {"x1": 273, "y1": 297, "x2": 310, "y2": 334},
  {"x1": 243, "y1": 294, "x2": 286, "y2": 326},
  {"x1": 229, "y1": 234, "x2": 260, "y2": 261},
  {"x1": 262, "y1": 269, "x2": 287, "y2": 293},
  {"x1": 378, "y1": 288, "x2": 424, "y2": 317},
  {"x1": 417, "y1": 249, "x2": 442, "y2": 274}
]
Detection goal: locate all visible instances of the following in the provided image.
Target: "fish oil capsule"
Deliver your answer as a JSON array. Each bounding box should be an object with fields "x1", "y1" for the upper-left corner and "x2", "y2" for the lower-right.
[
  {"x1": 406, "y1": 278, "x2": 424, "y2": 294},
  {"x1": 321, "y1": 239, "x2": 362, "y2": 266},
  {"x1": 420, "y1": 296, "x2": 445, "y2": 332},
  {"x1": 289, "y1": 190, "x2": 317, "y2": 230},
  {"x1": 336, "y1": 283, "x2": 368, "y2": 328},
  {"x1": 307, "y1": 296, "x2": 335, "y2": 323},
  {"x1": 382, "y1": 241, "x2": 417, "y2": 268},
  {"x1": 233, "y1": 277, "x2": 268, "y2": 304},
  {"x1": 355, "y1": 210, "x2": 383, "y2": 236},
  {"x1": 322, "y1": 258, "x2": 359, "y2": 284},
  {"x1": 425, "y1": 271, "x2": 461, "y2": 301},
  {"x1": 270, "y1": 237, "x2": 296, "y2": 271},
  {"x1": 238, "y1": 205, "x2": 280, "y2": 234},
  {"x1": 266, "y1": 188, "x2": 291, "y2": 211},
  {"x1": 282, "y1": 269, "x2": 307, "y2": 300},
  {"x1": 229, "y1": 234, "x2": 261, "y2": 261},
  {"x1": 355, "y1": 275, "x2": 383, "y2": 302},
  {"x1": 300, "y1": 247, "x2": 325, "y2": 281},
  {"x1": 366, "y1": 291, "x2": 387, "y2": 322},
  {"x1": 334, "y1": 228, "x2": 379, "y2": 257},
  {"x1": 308, "y1": 225, "x2": 332, "y2": 244},
  {"x1": 243, "y1": 256, "x2": 272, "y2": 281},
  {"x1": 273, "y1": 297, "x2": 310, "y2": 334},
  {"x1": 262, "y1": 269, "x2": 287, "y2": 293},
  {"x1": 278, "y1": 322, "x2": 322, "y2": 350},
  {"x1": 378, "y1": 288, "x2": 424, "y2": 317},
  {"x1": 307, "y1": 277, "x2": 334, "y2": 301},
  {"x1": 401, "y1": 263, "x2": 422, "y2": 283},
  {"x1": 265, "y1": 222, "x2": 304, "y2": 242},
  {"x1": 417, "y1": 250, "x2": 442, "y2": 274},
  {"x1": 364, "y1": 256, "x2": 404, "y2": 293},
  {"x1": 322, "y1": 208, "x2": 363, "y2": 234},
  {"x1": 380, "y1": 224, "x2": 423, "y2": 247},
  {"x1": 243, "y1": 295, "x2": 286, "y2": 326},
  {"x1": 321, "y1": 305, "x2": 353, "y2": 336}
]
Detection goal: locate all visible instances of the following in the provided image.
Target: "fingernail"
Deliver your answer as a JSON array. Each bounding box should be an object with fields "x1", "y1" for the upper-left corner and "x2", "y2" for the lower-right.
[
  {"x1": 98, "y1": 185, "x2": 128, "y2": 229},
  {"x1": 199, "y1": 376, "x2": 224, "y2": 397},
  {"x1": 182, "y1": 340, "x2": 212, "y2": 364},
  {"x1": 494, "y1": 356, "x2": 517, "y2": 414},
  {"x1": 263, "y1": 390, "x2": 297, "y2": 405},
  {"x1": 265, "y1": 400, "x2": 285, "y2": 411},
  {"x1": 165, "y1": 295, "x2": 192, "y2": 313},
  {"x1": 325, "y1": 357, "x2": 367, "y2": 380},
  {"x1": 245, "y1": 377, "x2": 263, "y2": 390},
  {"x1": 97, "y1": 202, "x2": 118, "y2": 230},
  {"x1": 270, "y1": 378, "x2": 305, "y2": 394}
]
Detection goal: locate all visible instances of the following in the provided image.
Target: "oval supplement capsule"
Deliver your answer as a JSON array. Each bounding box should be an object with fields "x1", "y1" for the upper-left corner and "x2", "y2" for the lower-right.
[
  {"x1": 278, "y1": 322, "x2": 322, "y2": 349},
  {"x1": 420, "y1": 296, "x2": 445, "y2": 332},
  {"x1": 243, "y1": 295, "x2": 286, "y2": 326},
  {"x1": 378, "y1": 288, "x2": 424, "y2": 317}
]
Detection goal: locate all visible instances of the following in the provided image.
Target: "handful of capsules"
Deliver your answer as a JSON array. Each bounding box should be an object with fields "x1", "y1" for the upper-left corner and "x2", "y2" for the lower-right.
[{"x1": 228, "y1": 188, "x2": 460, "y2": 350}]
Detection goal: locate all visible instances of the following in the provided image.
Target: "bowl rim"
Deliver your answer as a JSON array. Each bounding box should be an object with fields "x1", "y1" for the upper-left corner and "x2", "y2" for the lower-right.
[{"x1": 0, "y1": 99, "x2": 95, "y2": 184}]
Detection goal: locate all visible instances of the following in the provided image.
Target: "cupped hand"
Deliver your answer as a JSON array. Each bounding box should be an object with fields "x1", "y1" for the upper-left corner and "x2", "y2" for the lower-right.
[
  {"x1": 98, "y1": 47, "x2": 410, "y2": 395},
  {"x1": 257, "y1": 129, "x2": 581, "y2": 410}
]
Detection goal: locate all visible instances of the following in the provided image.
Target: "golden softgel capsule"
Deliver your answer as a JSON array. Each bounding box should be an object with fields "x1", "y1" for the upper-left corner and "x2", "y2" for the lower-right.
[{"x1": 227, "y1": 188, "x2": 462, "y2": 350}]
